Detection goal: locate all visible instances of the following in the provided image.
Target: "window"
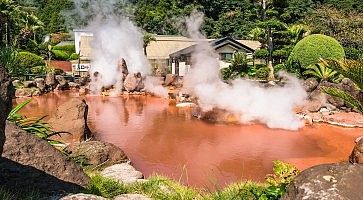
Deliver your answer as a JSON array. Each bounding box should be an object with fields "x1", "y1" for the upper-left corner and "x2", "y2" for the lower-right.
[{"x1": 220, "y1": 53, "x2": 233, "y2": 61}]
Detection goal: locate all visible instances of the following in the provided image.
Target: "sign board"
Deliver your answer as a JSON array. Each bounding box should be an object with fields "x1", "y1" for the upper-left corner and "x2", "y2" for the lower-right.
[{"x1": 72, "y1": 63, "x2": 91, "y2": 72}]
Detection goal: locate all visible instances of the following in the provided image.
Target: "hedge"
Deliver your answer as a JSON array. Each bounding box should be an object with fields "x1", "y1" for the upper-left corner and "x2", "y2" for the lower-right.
[
  {"x1": 255, "y1": 67, "x2": 270, "y2": 80},
  {"x1": 288, "y1": 34, "x2": 345, "y2": 68},
  {"x1": 16, "y1": 52, "x2": 44, "y2": 70},
  {"x1": 52, "y1": 50, "x2": 70, "y2": 60},
  {"x1": 52, "y1": 44, "x2": 76, "y2": 52}
]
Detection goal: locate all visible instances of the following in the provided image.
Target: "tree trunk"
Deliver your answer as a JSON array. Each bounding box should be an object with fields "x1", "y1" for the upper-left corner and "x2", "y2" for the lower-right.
[
  {"x1": 143, "y1": 44, "x2": 147, "y2": 56},
  {"x1": 267, "y1": 26, "x2": 274, "y2": 80}
]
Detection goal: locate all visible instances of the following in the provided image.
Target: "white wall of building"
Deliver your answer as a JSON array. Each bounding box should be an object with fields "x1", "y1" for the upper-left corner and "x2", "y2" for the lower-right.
[{"x1": 73, "y1": 30, "x2": 93, "y2": 54}]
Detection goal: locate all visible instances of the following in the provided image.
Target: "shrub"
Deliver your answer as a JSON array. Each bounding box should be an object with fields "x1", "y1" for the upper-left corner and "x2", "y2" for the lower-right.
[
  {"x1": 53, "y1": 44, "x2": 76, "y2": 52},
  {"x1": 288, "y1": 34, "x2": 345, "y2": 68},
  {"x1": 16, "y1": 51, "x2": 44, "y2": 74},
  {"x1": 0, "y1": 46, "x2": 19, "y2": 76},
  {"x1": 70, "y1": 53, "x2": 80, "y2": 60},
  {"x1": 255, "y1": 67, "x2": 270, "y2": 79},
  {"x1": 254, "y1": 49, "x2": 269, "y2": 59},
  {"x1": 31, "y1": 66, "x2": 47, "y2": 75},
  {"x1": 52, "y1": 50, "x2": 70, "y2": 60}
]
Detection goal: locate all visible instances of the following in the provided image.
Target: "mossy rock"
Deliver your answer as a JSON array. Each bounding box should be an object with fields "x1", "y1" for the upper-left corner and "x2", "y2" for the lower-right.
[{"x1": 288, "y1": 34, "x2": 345, "y2": 68}]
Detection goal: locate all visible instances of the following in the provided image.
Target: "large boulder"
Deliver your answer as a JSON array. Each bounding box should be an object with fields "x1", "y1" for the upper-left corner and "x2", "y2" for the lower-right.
[
  {"x1": 282, "y1": 163, "x2": 363, "y2": 200},
  {"x1": 0, "y1": 65, "x2": 12, "y2": 155},
  {"x1": 56, "y1": 75, "x2": 69, "y2": 90},
  {"x1": 48, "y1": 99, "x2": 92, "y2": 143},
  {"x1": 303, "y1": 78, "x2": 319, "y2": 92},
  {"x1": 23, "y1": 80, "x2": 36, "y2": 88},
  {"x1": 164, "y1": 74, "x2": 177, "y2": 86},
  {"x1": 45, "y1": 72, "x2": 56, "y2": 86},
  {"x1": 349, "y1": 137, "x2": 363, "y2": 164},
  {"x1": 70, "y1": 141, "x2": 129, "y2": 168},
  {"x1": 101, "y1": 163, "x2": 144, "y2": 184},
  {"x1": 124, "y1": 73, "x2": 144, "y2": 92},
  {"x1": 124, "y1": 74, "x2": 138, "y2": 92},
  {"x1": 34, "y1": 77, "x2": 46, "y2": 91},
  {"x1": 3, "y1": 122, "x2": 90, "y2": 187}
]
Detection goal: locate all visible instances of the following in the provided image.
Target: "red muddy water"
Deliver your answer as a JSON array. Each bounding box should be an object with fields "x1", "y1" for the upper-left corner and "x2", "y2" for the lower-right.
[{"x1": 15, "y1": 91, "x2": 362, "y2": 189}]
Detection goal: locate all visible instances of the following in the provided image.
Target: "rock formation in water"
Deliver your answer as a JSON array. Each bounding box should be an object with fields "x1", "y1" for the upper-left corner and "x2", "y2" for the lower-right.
[
  {"x1": 69, "y1": 140, "x2": 129, "y2": 168},
  {"x1": 0, "y1": 64, "x2": 13, "y2": 155},
  {"x1": 48, "y1": 99, "x2": 92, "y2": 143}
]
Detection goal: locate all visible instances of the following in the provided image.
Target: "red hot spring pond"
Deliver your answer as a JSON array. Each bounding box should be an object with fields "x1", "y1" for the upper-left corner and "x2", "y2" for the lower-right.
[{"x1": 15, "y1": 92, "x2": 362, "y2": 189}]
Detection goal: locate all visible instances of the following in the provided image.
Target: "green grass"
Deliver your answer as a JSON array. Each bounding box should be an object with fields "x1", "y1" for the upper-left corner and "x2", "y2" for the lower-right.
[
  {"x1": 82, "y1": 160, "x2": 298, "y2": 200},
  {"x1": 83, "y1": 174, "x2": 272, "y2": 200}
]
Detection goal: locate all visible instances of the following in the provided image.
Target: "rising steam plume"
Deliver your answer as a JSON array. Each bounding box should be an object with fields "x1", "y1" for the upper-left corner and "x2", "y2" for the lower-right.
[
  {"x1": 67, "y1": 0, "x2": 167, "y2": 97},
  {"x1": 183, "y1": 11, "x2": 307, "y2": 130}
]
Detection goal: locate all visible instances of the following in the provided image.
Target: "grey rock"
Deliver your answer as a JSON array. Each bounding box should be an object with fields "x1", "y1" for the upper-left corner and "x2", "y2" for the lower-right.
[
  {"x1": 12, "y1": 79, "x2": 21, "y2": 86},
  {"x1": 34, "y1": 78, "x2": 46, "y2": 91},
  {"x1": 101, "y1": 163, "x2": 144, "y2": 184},
  {"x1": 60, "y1": 193, "x2": 107, "y2": 200},
  {"x1": 0, "y1": 64, "x2": 12, "y2": 155},
  {"x1": 15, "y1": 88, "x2": 33, "y2": 97},
  {"x1": 303, "y1": 78, "x2": 319, "y2": 92},
  {"x1": 45, "y1": 72, "x2": 56, "y2": 86},
  {"x1": 70, "y1": 141, "x2": 128, "y2": 168},
  {"x1": 3, "y1": 122, "x2": 90, "y2": 186},
  {"x1": 124, "y1": 73, "x2": 144, "y2": 92},
  {"x1": 282, "y1": 163, "x2": 363, "y2": 200},
  {"x1": 69, "y1": 82, "x2": 80, "y2": 89},
  {"x1": 124, "y1": 74, "x2": 138, "y2": 92},
  {"x1": 164, "y1": 74, "x2": 177, "y2": 86},
  {"x1": 114, "y1": 194, "x2": 151, "y2": 200},
  {"x1": 23, "y1": 80, "x2": 36, "y2": 88}
]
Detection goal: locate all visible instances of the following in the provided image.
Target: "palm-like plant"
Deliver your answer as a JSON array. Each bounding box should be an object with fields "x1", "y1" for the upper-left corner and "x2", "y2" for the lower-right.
[
  {"x1": 221, "y1": 52, "x2": 252, "y2": 80},
  {"x1": 0, "y1": 0, "x2": 42, "y2": 46},
  {"x1": 303, "y1": 60, "x2": 340, "y2": 83},
  {"x1": 321, "y1": 59, "x2": 363, "y2": 113},
  {"x1": 8, "y1": 99, "x2": 68, "y2": 145}
]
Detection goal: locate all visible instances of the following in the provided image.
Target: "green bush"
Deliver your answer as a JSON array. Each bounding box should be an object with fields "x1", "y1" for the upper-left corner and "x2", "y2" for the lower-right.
[
  {"x1": 288, "y1": 34, "x2": 345, "y2": 68},
  {"x1": 70, "y1": 53, "x2": 80, "y2": 60},
  {"x1": 52, "y1": 50, "x2": 70, "y2": 60},
  {"x1": 254, "y1": 49, "x2": 269, "y2": 59},
  {"x1": 16, "y1": 51, "x2": 44, "y2": 74},
  {"x1": 52, "y1": 44, "x2": 76, "y2": 52},
  {"x1": 255, "y1": 67, "x2": 270, "y2": 79},
  {"x1": 31, "y1": 66, "x2": 47, "y2": 75}
]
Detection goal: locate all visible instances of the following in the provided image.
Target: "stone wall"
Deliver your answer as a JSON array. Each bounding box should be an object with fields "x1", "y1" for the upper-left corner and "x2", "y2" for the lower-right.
[{"x1": 0, "y1": 64, "x2": 13, "y2": 155}]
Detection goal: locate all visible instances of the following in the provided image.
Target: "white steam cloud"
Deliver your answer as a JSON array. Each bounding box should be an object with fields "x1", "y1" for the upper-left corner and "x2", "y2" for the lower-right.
[
  {"x1": 183, "y1": 11, "x2": 307, "y2": 130},
  {"x1": 70, "y1": 0, "x2": 166, "y2": 96}
]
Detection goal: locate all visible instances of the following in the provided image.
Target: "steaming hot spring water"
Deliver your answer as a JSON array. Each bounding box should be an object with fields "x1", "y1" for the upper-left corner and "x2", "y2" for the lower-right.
[{"x1": 16, "y1": 91, "x2": 362, "y2": 189}]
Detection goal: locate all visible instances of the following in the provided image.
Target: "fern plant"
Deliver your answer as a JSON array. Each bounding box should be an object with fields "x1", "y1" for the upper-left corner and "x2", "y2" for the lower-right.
[
  {"x1": 7, "y1": 99, "x2": 67, "y2": 145},
  {"x1": 321, "y1": 59, "x2": 363, "y2": 113}
]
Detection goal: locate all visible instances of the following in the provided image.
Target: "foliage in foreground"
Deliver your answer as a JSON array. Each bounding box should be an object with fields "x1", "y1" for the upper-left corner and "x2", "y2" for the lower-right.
[
  {"x1": 84, "y1": 161, "x2": 298, "y2": 200},
  {"x1": 7, "y1": 99, "x2": 66, "y2": 145},
  {"x1": 321, "y1": 59, "x2": 363, "y2": 113},
  {"x1": 0, "y1": 187, "x2": 43, "y2": 200}
]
